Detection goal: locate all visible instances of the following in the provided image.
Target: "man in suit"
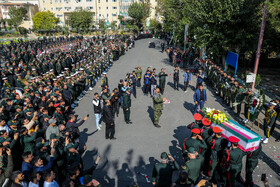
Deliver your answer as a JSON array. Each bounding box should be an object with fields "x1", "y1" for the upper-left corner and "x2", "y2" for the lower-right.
[{"x1": 193, "y1": 84, "x2": 207, "y2": 113}]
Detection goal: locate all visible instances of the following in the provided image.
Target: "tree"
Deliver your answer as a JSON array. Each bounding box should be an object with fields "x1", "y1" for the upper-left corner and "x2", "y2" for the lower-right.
[
  {"x1": 68, "y1": 9, "x2": 93, "y2": 30},
  {"x1": 8, "y1": 7, "x2": 27, "y2": 32},
  {"x1": 110, "y1": 21, "x2": 117, "y2": 31},
  {"x1": 33, "y1": 11, "x2": 59, "y2": 30},
  {"x1": 149, "y1": 18, "x2": 162, "y2": 35},
  {"x1": 267, "y1": 0, "x2": 280, "y2": 32},
  {"x1": 128, "y1": 2, "x2": 150, "y2": 30},
  {"x1": 118, "y1": 15, "x2": 124, "y2": 25},
  {"x1": 98, "y1": 20, "x2": 106, "y2": 33}
]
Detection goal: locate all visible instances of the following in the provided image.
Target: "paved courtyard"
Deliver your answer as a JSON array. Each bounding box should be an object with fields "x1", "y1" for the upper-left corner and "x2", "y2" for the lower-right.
[{"x1": 74, "y1": 39, "x2": 280, "y2": 186}]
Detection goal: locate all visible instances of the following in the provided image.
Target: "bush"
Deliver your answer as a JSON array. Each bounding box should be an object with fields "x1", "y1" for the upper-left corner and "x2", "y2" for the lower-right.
[{"x1": 18, "y1": 27, "x2": 28, "y2": 35}]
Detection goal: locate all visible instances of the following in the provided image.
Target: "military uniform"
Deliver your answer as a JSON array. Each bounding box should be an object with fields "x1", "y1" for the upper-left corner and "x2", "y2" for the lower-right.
[
  {"x1": 158, "y1": 72, "x2": 168, "y2": 94},
  {"x1": 225, "y1": 137, "x2": 247, "y2": 187},
  {"x1": 246, "y1": 144, "x2": 262, "y2": 187},
  {"x1": 182, "y1": 148, "x2": 204, "y2": 184},
  {"x1": 153, "y1": 91, "x2": 164, "y2": 126},
  {"x1": 263, "y1": 107, "x2": 277, "y2": 139},
  {"x1": 152, "y1": 152, "x2": 180, "y2": 187},
  {"x1": 123, "y1": 91, "x2": 132, "y2": 124},
  {"x1": 236, "y1": 85, "x2": 245, "y2": 115}
]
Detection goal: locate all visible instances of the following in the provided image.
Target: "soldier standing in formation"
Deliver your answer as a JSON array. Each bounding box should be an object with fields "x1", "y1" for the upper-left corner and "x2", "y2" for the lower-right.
[
  {"x1": 153, "y1": 87, "x2": 166, "y2": 128},
  {"x1": 158, "y1": 68, "x2": 168, "y2": 94},
  {"x1": 262, "y1": 102, "x2": 277, "y2": 143}
]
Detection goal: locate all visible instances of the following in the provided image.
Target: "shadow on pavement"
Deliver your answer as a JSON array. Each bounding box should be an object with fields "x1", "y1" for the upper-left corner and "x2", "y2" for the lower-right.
[
  {"x1": 183, "y1": 101, "x2": 195, "y2": 113},
  {"x1": 147, "y1": 106, "x2": 154, "y2": 125},
  {"x1": 79, "y1": 128, "x2": 98, "y2": 146}
]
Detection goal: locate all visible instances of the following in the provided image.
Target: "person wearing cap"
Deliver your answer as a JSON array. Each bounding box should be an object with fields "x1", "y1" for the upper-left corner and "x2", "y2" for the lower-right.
[
  {"x1": 230, "y1": 80, "x2": 239, "y2": 109},
  {"x1": 193, "y1": 84, "x2": 207, "y2": 114},
  {"x1": 245, "y1": 143, "x2": 262, "y2": 187},
  {"x1": 45, "y1": 119, "x2": 59, "y2": 141},
  {"x1": 153, "y1": 86, "x2": 166, "y2": 128},
  {"x1": 100, "y1": 73, "x2": 108, "y2": 88},
  {"x1": 181, "y1": 147, "x2": 204, "y2": 185},
  {"x1": 243, "y1": 88, "x2": 254, "y2": 124},
  {"x1": 135, "y1": 66, "x2": 142, "y2": 87},
  {"x1": 182, "y1": 128, "x2": 207, "y2": 155},
  {"x1": 224, "y1": 136, "x2": 246, "y2": 187},
  {"x1": 262, "y1": 102, "x2": 277, "y2": 143},
  {"x1": 152, "y1": 152, "x2": 179, "y2": 187},
  {"x1": 158, "y1": 68, "x2": 168, "y2": 94},
  {"x1": 189, "y1": 113, "x2": 203, "y2": 130},
  {"x1": 201, "y1": 118, "x2": 213, "y2": 141},
  {"x1": 235, "y1": 83, "x2": 245, "y2": 116},
  {"x1": 207, "y1": 126, "x2": 228, "y2": 180},
  {"x1": 183, "y1": 68, "x2": 191, "y2": 93}
]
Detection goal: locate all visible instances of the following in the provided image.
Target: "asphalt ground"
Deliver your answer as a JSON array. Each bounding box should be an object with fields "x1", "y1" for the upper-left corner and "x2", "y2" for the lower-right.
[{"x1": 74, "y1": 38, "x2": 280, "y2": 187}]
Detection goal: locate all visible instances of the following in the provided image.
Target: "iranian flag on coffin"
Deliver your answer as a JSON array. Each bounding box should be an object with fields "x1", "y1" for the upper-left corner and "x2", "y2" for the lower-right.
[{"x1": 212, "y1": 119, "x2": 261, "y2": 152}]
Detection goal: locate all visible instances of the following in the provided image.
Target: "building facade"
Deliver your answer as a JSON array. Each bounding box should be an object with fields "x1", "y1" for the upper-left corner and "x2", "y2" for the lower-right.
[{"x1": 0, "y1": 1, "x2": 39, "y2": 29}]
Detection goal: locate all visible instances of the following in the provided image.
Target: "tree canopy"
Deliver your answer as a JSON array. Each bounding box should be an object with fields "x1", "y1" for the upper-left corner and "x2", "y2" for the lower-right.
[
  {"x1": 68, "y1": 9, "x2": 93, "y2": 30},
  {"x1": 8, "y1": 7, "x2": 27, "y2": 30},
  {"x1": 32, "y1": 11, "x2": 59, "y2": 30},
  {"x1": 128, "y1": 2, "x2": 150, "y2": 29}
]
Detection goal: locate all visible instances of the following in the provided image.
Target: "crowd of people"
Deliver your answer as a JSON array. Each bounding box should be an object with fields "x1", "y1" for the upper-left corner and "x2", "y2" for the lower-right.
[{"x1": 0, "y1": 34, "x2": 136, "y2": 186}]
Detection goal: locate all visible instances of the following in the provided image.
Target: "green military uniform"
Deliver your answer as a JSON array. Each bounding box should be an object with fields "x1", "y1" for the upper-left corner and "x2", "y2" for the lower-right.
[
  {"x1": 207, "y1": 135, "x2": 228, "y2": 178},
  {"x1": 101, "y1": 76, "x2": 108, "y2": 88},
  {"x1": 123, "y1": 91, "x2": 131, "y2": 124},
  {"x1": 53, "y1": 110, "x2": 65, "y2": 125},
  {"x1": 135, "y1": 68, "x2": 142, "y2": 87},
  {"x1": 244, "y1": 92, "x2": 254, "y2": 120},
  {"x1": 152, "y1": 152, "x2": 180, "y2": 187},
  {"x1": 153, "y1": 91, "x2": 164, "y2": 126},
  {"x1": 246, "y1": 144, "x2": 262, "y2": 187},
  {"x1": 225, "y1": 146, "x2": 247, "y2": 187},
  {"x1": 236, "y1": 86, "x2": 245, "y2": 115},
  {"x1": 158, "y1": 72, "x2": 168, "y2": 94},
  {"x1": 20, "y1": 132, "x2": 37, "y2": 154},
  {"x1": 230, "y1": 83, "x2": 239, "y2": 108},
  {"x1": 182, "y1": 136, "x2": 207, "y2": 155},
  {"x1": 263, "y1": 108, "x2": 277, "y2": 138},
  {"x1": 182, "y1": 148, "x2": 204, "y2": 184}
]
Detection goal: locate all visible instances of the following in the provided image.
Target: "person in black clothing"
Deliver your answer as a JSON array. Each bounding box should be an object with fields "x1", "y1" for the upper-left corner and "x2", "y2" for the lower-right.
[
  {"x1": 63, "y1": 84, "x2": 72, "y2": 107},
  {"x1": 111, "y1": 88, "x2": 120, "y2": 118},
  {"x1": 173, "y1": 172, "x2": 193, "y2": 187},
  {"x1": 173, "y1": 66, "x2": 179, "y2": 91},
  {"x1": 102, "y1": 100, "x2": 116, "y2": 140},
  {"x1": 66, "y1": 114, "x2": 89, "y2": 142},
  {"x1": 118, "y1": 79, "x2": 124, "y2": 108},
  {"x1": 131, "y1": 71, "x2": 137, "y2": 98}
]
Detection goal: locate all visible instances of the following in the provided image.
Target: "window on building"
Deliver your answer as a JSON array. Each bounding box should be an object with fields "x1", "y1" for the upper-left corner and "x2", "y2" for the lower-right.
[
  {"x1": 112, "y1": 0, "x2": 117, "y2": 2},
  {"x1": 99, "y1": 7, "x2": 101, "y2": 9},
  {"x1": 65, "y1": 7, "x2": 71, "y2": 10},
  {"x1": 44, "y1": 8, "x2": 46, "y2": 10},
  {"x1": 112, "y1": 6, "x2": 117, "y2": 9},
  {"x1": 56, "y1": 7, "x2": 62, "y2": 10},
  {"x1": 112, "y1": 13, "x2": 117, "y2": 16},
  {"x1": 106, "y1": 0, "x2": 108, "y2": 2},
  {"x1": 55, "y1": 0, "x2": 62, "y2": 3},
  {"x1": 106, "y1": 6, "x2": 108, "y2": 9},
  {"x1": 107, "y1": 13, "x2": 108, "y2": 17},
  {"x1": 98, "y1": 0, "x2": 100, "y2": 3},
  {"x1": 64, "y1": 0, "x2": 71, "y2": 2},
  {"x1": 86, "y1": 0, "x2": 92, "y2": 1},
  {"x1": 50, "y1": 0, "x2": 52, "y2": 4},
  {"x1": 43, "y1": 0, "x2": 45, "y2": 3},
  {"x1": 57, "y1": 14, "x2": 63, "y2": 18},
  {"x1": 51, "y1": 8, "x2": 53, "y2": 10},
  {"x1": 87, "y1": 6, "x2": 93, "y2": 10},
  {"x1": 75, "y1": 6, "x2": 82, "y2": 10},
  {"x1": 99, "y1": 14, "x2": 101, "y2": 17}
]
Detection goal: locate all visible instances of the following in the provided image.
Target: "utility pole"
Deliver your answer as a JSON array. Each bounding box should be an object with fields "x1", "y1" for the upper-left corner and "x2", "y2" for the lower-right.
[{"x1": 252, "y1": 2, "x2": 268, "y2": 90}]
